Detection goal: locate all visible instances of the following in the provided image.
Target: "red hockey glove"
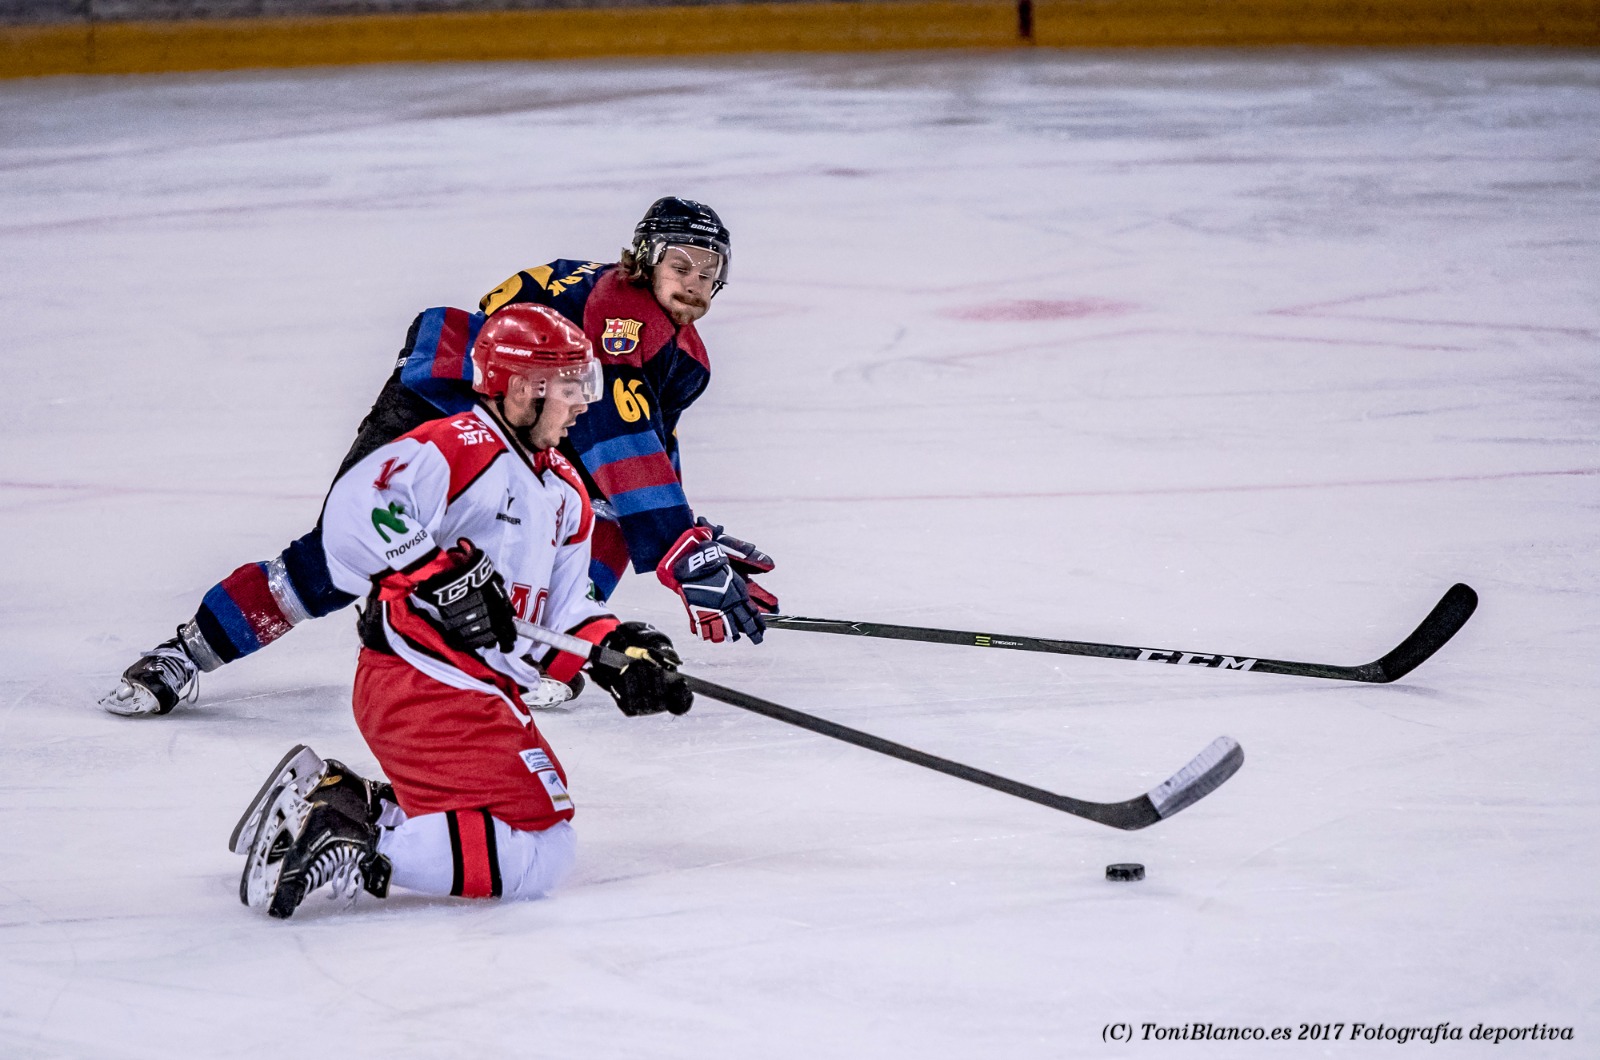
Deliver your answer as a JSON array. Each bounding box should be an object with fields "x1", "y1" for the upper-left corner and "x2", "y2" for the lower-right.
[
  {"x1": 656, "y1": 525, "x2": 766, "y2": 644},
  {"x1": 408, "y1": 539, "x2": 517, "y2": 654}
]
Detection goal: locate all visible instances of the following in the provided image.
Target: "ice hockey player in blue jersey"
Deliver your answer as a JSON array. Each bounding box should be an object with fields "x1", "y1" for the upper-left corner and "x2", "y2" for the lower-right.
[{"x1": 101, "y1": 197, "x2": 777, "y2": 718}]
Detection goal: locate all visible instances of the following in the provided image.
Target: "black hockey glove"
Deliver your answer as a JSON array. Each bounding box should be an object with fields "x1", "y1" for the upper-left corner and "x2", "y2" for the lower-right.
[
  {"x1": 695, "y1": 517, "x2": 779, "y2": 615},
  {"x1": 588, "y1": 621, "x2": 693, "y2": 717},
  {"x1": 410, "y1": 539, "x2": 517, "y2": 654}
]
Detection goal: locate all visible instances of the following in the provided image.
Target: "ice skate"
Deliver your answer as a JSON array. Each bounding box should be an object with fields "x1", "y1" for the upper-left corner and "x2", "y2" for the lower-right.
[
  {"x1": 231, "y1": 747, "x2": 393, "y2": 857},
  {"x1": 316, "y1": 758, "x2": 396, "y2": 831},
  {"x1": 99, "y1": 633, "x2": 200, "y2": 716},
  {"x1": 528, "y1": 673, "x2": 584, "y2": 711},
  {"x1": 245, "y1": 760, "x2": 392, "y2": 919},
  {"x1": 239, "y1": 766, "x2": 317, "y2": 911},
  {"x1": 228, "y1": 745, "x2": 326, "y2": 855}
]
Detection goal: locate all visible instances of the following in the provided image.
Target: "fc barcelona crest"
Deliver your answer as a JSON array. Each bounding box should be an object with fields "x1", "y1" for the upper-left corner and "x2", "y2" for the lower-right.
[{"x1": 601, "y1": 317, "x2": 643, "y2": 356}]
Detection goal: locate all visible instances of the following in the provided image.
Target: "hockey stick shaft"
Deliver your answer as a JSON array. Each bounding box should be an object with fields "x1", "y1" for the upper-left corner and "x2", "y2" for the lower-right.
[
  {"x1": 513, "y1": 618, "x2": 1240, "y2": 830},
  {"x1": 765, "y1": 583, "x2": 1478, "y2": 684}
]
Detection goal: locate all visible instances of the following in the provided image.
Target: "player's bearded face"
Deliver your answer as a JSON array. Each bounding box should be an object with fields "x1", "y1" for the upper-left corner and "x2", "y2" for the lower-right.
[{"x1": 652, "y1": 245, "x2": 719, "y2": 325}]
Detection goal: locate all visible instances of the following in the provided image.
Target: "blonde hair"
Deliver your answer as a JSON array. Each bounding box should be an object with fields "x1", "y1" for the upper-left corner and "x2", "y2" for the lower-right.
[{"x1": 618, "y1": 247, "x2": 653, "y2": 288}]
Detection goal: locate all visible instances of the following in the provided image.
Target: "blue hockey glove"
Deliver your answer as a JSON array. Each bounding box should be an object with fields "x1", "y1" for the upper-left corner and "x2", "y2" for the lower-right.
[
  {"x1": 694, "y1": 517, "x2": 778, "y2": 614},
  {"x1": 656, "y1": 525, "x2": 766, "y2": 644}
]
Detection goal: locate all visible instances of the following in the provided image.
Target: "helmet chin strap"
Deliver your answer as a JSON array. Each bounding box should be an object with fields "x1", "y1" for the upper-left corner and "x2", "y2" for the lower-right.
[{"x1": 490, "y1": 395, "x2": 548, "y2": 455}]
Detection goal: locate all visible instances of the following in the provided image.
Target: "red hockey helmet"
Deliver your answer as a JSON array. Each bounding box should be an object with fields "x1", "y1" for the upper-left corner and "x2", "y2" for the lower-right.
[{"x1": 471, "y1": 304, "x2": 601, "y2": 402}]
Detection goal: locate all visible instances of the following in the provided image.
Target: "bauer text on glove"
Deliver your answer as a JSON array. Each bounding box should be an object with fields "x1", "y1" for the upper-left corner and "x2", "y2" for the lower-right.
[
  {"x1": 694, "y1": 517, "x2": 778, "y2": 614},
  {"x1": 657, "y1": 525, "x2": 766, "y2": 644}
]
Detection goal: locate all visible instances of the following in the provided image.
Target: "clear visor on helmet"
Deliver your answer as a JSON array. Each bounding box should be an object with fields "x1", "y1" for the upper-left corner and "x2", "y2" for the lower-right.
[
  {"x1": 535, "y1": 357, "x2": 602, "y2": 405},
  {"x1": 644, "y1": 240, "x2": 729, "y2": 287}
]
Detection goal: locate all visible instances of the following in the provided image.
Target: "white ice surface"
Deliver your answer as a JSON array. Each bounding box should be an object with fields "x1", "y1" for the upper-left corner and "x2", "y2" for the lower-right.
[{"x1": 2, "y1": 50, "x2": 1598, "y2": 1057}]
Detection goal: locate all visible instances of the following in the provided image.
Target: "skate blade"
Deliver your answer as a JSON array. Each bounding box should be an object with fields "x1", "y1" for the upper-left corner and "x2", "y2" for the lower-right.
[
  {"x1": 526, "y1": 677, "x2": 577, "y2": 711},
  {"x1": 99, "y1": 681, "x2": 159, "y2": 717},
  {"x1": 229, "y1": 745, "x2": 323, "y2": 855},
  {"x1": 240, "y1": 783, "x2": 315, "y2": 910}
]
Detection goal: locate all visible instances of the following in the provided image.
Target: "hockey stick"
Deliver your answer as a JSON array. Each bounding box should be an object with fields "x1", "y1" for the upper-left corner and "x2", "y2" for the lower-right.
[
  {"x1": 513, "y1": 618, "x2": 1242, "y2": 830},
  {"x1": 764, "y1": 583, "x2": 1478, "y2": 684}
]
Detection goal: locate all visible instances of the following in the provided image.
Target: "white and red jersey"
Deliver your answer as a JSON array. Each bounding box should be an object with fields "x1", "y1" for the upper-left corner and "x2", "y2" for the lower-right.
[{"x1": 323, "y1": 402, "x2": 616, "y2": 720}]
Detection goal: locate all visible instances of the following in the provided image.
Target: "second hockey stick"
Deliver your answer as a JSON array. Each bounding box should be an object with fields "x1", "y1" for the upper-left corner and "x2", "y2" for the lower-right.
[
  {"x1": 513, "y1": 618, "x2": 1243, "y2": 831},
  {"x1": 765, "y1": 583, "x2": 1478, "y2": 684}
]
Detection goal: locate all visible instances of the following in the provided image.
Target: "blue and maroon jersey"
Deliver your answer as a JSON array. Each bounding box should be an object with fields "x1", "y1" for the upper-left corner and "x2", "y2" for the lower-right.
[
  {"x1": 479, "y1": 258, "x2": 611, "y2": 328},
  {"x1": 397, "y1": 306, "x2": 484, "y2": 417},
  {"x1": 393, "y1": 260, "x2": 711, "y2": 598}
]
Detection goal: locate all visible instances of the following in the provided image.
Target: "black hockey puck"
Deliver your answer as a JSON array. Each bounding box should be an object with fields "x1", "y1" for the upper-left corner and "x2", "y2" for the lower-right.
[{"x1": 1106, "y1": 862, "x2": 1145, "y2": 882}]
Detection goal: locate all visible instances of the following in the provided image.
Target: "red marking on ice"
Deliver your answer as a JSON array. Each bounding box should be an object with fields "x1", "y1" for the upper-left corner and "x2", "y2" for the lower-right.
[{"x1": 943, "y1": 298, "x2": 1136, "y2": 322}]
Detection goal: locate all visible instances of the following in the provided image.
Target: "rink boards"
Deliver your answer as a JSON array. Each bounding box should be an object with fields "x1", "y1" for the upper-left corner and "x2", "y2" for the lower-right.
[{"x1": 3, "y1": 0, "x2": 1598, "y2": 80}]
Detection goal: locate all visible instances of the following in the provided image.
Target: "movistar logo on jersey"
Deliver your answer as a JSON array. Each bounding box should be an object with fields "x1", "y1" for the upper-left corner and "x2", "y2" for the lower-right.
[
  {"x1": 601, "y1": 317, "x2": 643, "y2": 356},
  {"x1": 371, "y1": 502, "x2": 408, "y2": 542}
]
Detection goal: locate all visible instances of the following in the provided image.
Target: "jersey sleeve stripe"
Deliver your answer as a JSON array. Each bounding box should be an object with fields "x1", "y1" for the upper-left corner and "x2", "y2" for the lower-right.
[
  {"x1": 399, "y1": 308, "x2": 445, "y2": 393},
  {"x1": 616, "y1": 505, "x2": 696, "y2": 573},
  {"x1": 590, "y1": 452, "x2": 682, "y2": 497},
  {"x1": 401, "y1": 308, "x2": 483, "y2": 415},
  {"x1": 577, "y1": 429, "x2": 674, "y2": 469},
  {"x1": 430, "y1": 308, "x2": 476, "y2": 386},
  {"x1": 604, "y1": 482, "x2": 690, "y2": 517}
]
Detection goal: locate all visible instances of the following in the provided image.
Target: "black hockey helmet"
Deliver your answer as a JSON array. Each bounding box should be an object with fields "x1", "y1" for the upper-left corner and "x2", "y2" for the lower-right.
[{"x1": 631, "y1": 197, "x2": 731, "y2": 294}]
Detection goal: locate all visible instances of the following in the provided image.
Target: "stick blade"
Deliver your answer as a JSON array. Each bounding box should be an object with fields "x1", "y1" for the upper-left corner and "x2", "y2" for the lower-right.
[
  {"x1": 1088, "y1": 736, "x2": 1244, "y2": 831},
  {"x1": 1371, "y1": 582, "x2": 1478, "y2": 682},
  {"x1": 1147, "y1": 736, "x2": 1245, "y2": 821}
]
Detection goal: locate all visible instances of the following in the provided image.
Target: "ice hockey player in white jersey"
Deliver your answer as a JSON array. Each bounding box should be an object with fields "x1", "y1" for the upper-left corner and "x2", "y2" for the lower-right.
[{"x1": 234, "y1": 304, "x2": 692, "y2": 919}]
